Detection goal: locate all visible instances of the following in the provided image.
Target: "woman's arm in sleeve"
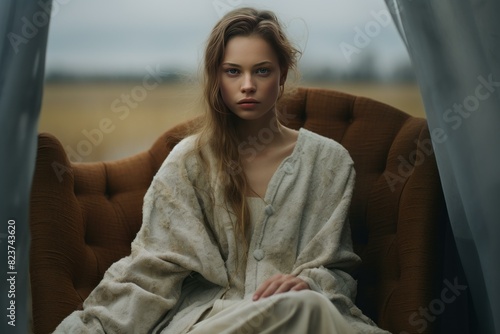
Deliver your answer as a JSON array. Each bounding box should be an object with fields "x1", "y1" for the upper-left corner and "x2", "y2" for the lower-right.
[
  {"x1": 54, "y1": 142, "x2": 227, "y2": 333},
  {"x1": 291, "y1": 159, "x2": 367, "y2": 318}
]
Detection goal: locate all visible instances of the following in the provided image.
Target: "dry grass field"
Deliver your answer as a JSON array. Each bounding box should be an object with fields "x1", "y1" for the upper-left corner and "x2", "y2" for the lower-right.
[{"x1": 38, "y1": 81, "x2": 425, "y2": 162}]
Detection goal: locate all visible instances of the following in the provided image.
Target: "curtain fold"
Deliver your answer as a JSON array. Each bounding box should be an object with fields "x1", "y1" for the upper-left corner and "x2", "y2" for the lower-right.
[
  {"x1": 385, "y1": 1, "x2": 499, "y2": 333},
  {"x1": 0, "y1": 1, "x2": 52, "y2": 333}
]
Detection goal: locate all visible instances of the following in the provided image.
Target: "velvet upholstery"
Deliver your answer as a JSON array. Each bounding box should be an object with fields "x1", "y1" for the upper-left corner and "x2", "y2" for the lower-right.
[{"x1": 30, "y1": 87, "x2": 444, "y2": 333}]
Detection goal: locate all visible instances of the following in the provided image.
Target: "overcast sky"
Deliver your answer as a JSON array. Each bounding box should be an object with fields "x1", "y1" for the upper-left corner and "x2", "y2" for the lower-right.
[{"x1": 44, "y1": 0, "x2": 411, "y2": 77}]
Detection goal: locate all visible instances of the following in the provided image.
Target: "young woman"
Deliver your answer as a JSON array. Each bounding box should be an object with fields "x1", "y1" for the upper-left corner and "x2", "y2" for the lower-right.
[{"x1": 55, "y1": 8, "x2": 389, "y2": 334}]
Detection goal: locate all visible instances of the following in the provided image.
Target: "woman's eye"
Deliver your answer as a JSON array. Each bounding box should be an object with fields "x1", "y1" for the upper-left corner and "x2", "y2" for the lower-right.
[
  {"x1": 256, "y1": 68, "x2": 270, "y2": 75},
  {"x1": 226, "y1": 69, "x2": 239, "y2": 75}
]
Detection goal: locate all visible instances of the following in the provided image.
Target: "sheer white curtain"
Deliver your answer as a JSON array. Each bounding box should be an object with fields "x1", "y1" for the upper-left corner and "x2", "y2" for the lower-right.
[
  {"x1": 385, "y1": 1, "x2": 499, "y2": 333},
  {"x1": 0, "y1": 1, "x2": 51, "y2": 333}
]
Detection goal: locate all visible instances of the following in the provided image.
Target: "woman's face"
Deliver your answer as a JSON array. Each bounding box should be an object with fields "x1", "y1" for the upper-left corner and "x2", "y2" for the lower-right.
[{"x1": 219, "y1": 35, "x2": 283, "y2": 121}]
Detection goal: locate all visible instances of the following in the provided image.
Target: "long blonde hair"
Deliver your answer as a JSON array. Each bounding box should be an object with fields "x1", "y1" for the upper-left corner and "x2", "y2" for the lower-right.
[{"x1": 193, "y1": 7, "x2": 300, "y2": 243}]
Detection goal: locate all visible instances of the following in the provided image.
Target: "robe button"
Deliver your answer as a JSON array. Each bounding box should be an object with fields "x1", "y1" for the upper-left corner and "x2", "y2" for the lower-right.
[
  {"x1": 283, "y1": 162, "x2": 293, "y2": 174},
  {"x1": 264, "y1": 204, "x2": 274, "y2": 216},
  {"x1": 253, "y1": 249, "x2": 264, "y2": 261}
]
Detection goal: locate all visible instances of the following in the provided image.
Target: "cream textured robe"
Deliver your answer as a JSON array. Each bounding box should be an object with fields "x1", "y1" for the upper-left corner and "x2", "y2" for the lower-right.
[{"x1": 54, "y1": 128, "x2": 389, "y2": 333}]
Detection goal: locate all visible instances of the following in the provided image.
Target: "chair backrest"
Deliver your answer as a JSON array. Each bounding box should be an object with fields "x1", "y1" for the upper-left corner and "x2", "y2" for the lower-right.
[
  {"x1": 30, "y1": 87, "x2": 443, "y2": 334},
  {"x1": 279, "y1": 88, "x2": 444, "y2": 332}
]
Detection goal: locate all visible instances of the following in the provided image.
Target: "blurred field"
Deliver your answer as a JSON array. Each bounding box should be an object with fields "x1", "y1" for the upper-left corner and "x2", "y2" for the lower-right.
[{"x1": 39, "y1": 81, "x2": 425, "y2": 162}]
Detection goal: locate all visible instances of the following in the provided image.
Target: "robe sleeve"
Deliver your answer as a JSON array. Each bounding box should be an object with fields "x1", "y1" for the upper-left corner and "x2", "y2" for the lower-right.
[
  {"x1": 292, "y1": 148, "x2": 377, "y2": 326},
  {"x1": 53, "y1": 138, "x2": 228, "y2": 333}
]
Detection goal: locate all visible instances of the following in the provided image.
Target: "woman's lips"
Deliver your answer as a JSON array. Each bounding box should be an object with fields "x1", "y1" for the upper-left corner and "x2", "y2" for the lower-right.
[{"x1": 237, "y1": 99, "x2": 260, "y2": 109}]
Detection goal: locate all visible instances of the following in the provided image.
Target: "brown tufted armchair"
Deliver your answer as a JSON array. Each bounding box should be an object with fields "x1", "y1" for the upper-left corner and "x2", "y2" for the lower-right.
[{"x1": 30, "y1": 87, "x2": 445, "y2": 333}]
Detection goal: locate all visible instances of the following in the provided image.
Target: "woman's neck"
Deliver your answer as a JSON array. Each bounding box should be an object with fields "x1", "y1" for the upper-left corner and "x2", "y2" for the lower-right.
[{"x1": 235, "y1": 112, "x2": 287, "y2": 147}]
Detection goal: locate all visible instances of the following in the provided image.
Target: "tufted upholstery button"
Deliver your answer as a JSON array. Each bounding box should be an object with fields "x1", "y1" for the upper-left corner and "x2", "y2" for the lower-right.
[
  {"x1": 253, "y1": 249, "x2": 265, "y2": 261},
  {"x1": 264, "y1": 204, "x2": 274, "y2": 216}
]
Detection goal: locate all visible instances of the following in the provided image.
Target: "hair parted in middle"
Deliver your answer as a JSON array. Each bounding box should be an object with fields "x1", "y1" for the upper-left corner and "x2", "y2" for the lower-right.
[{"x1": 193, "y1": 7, "x2": 300, "y2": 245}]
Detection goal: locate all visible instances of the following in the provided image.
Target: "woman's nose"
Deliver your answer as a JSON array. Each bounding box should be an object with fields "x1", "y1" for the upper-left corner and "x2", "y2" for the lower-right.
[{"x1": 241, "y1": 74, "x2": 256, "y2": 93}]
